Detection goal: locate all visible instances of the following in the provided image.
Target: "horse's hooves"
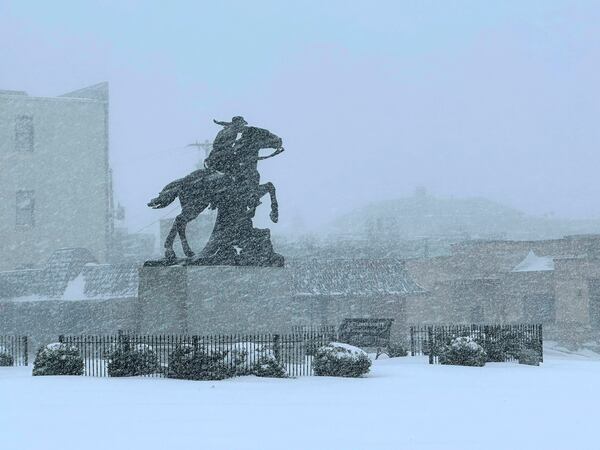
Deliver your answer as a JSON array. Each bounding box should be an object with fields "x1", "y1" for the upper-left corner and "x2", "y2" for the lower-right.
[
  {"x1": 184, "y1": 251, "x2": 195, "y2": 258},
  {"x1": 165, "y1": 249, "x2": 177, "y2": 260},
  {"x1": 270, "y1": 210, "x2": 279, "y2": 223}
]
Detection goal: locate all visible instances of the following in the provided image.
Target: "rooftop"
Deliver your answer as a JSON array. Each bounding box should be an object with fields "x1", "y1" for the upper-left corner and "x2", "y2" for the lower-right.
[{"x1": 290, "y1": 258, "x2": 426, "y2": 296}]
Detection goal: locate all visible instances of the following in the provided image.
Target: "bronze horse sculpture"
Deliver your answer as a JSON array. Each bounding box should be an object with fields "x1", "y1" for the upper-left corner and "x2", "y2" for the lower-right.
[{"x1": 147, "y1": 126, "x2": 284, "y2": 267}]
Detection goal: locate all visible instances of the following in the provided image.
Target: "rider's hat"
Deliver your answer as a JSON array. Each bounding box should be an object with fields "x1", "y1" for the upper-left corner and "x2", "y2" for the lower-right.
[
  {"x1": 213, "y1": 116, "x2": 247, "y2": 127},
  {"x1": 232, "y1": 116, "x2": 247, "y2": 125}
]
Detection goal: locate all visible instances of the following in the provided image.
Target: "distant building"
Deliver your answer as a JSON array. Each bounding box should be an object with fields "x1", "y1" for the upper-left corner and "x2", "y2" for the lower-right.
[
  {"x1": 0, "y1": 83, "x2": 112, "y2": 270},
  {"x1": 405, "y1": 234, "x2": 600, "y2": 346},
  {"x1": 111, "y1": 227, "x2": 156, "y2": 264},
  {"x1": 331, "y1": 191, "x2": 600, "y2": 242}
]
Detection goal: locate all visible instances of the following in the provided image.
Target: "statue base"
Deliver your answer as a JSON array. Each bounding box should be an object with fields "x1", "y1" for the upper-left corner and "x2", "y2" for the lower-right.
[
  {"x1": 144, "y1": 227, "x2": 284, "y2": 268},
  {"x1": 143, "y1": 253, "x2": 284, "y2": 268},
  {"x1": 136, "y1": 265, "x2": 301, "y2": 335}
]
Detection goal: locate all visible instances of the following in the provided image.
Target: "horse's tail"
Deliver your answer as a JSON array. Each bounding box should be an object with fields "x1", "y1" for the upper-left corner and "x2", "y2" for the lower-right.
[{"x1": 148, "y1": 179, "x2": 182, "y2": 209}]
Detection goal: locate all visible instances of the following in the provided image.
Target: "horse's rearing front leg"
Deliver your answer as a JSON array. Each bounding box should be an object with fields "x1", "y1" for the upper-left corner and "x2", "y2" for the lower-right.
[
  {"x1": 258, "y1": 181, "x2": 278, "y2": 223},
  {"x1": 164, "y1": 220, "x2": 178, "y2": 260}
]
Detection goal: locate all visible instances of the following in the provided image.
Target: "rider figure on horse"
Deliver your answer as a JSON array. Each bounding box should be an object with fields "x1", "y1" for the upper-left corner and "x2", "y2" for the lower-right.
[
  {"x1": 206, "y1": 116, "x2": 262, "y2": 214},
  {"x1": 205, "y1": 116, "x2": 247, "y2": 173}
]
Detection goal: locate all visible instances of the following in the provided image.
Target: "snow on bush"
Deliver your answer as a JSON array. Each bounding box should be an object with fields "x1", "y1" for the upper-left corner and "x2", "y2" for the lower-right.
[
  {"x1": 32, "y1": 343, "x2": 84, "y2": 376},
  {"x1": 387, "y1": 343, "x2": 408, "y2": 358},
  {"x1": 107, "y1": 344, "x2": 160, "y2": 377},
  {"x1": 313, "y1": 342, "x2": 371, "y2": 377},
  {"x1": 518, "y1": 348, "x2": 541, "y2": 366},
  {"x1": 226, "y1": 342, "x2": 287, "y2": 378},
  {"x1": 0, "y1": 345, "x2": 13, "y2": 367},
  {"x1": 167, "y1": 344, "x2": 233, "y2": 381},
  {"x1": 476, "y1": 330, "x2": 521, "y2": 362},
  {"x1": 439, "y1": 336, "x2": 486, "y2": 367}
]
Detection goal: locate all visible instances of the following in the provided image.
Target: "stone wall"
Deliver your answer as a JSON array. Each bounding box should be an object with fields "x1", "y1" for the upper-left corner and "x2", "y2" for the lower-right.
[{"x1": 0, "y1": 297, "x2": 136, "y2": 352}]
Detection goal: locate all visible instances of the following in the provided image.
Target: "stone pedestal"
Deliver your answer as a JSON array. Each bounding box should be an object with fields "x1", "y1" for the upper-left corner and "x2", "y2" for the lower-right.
[
  {"x1": 137, "y1": 265, "x2": 308, "y2": 334},
  {"x1": 137, "y1": 264, "x2": 411, "y2": 339}
]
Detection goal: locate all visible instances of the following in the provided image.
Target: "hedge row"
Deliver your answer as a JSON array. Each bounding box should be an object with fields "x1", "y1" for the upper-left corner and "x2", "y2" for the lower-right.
[{"x1": 32, "y1": 341, "x2": 374, "y2": 379}]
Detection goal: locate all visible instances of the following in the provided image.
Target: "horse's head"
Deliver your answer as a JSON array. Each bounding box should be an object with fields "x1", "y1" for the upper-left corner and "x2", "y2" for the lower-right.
[{"x1": 244, "y1": 127, "x2": 283, "y2": 153}]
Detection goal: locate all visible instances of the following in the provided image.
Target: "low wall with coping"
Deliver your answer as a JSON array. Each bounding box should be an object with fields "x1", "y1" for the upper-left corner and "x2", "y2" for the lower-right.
[{"x1": 0, "y1": 297, "x2": 137, "y2": 352}]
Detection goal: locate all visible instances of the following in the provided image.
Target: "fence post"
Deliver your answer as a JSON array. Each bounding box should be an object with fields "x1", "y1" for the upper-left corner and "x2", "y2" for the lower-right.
[
  {"x1": 427, "y1": 326, "x2": 433, "y2": 364},
  {"x1": 410, "y1": 326, "x2": 415, "y2": 356},
  {"x1": 118, "y1": 330, "x2": 130, "y2": 351},
  {"x1": 58, "y1": 335, "x2": 64, "y2": 344},
  {"x1": 23, "y1": 336, "x2": 28, "y2": 366},
  {"x1": 273, "y1": 334, "x2": 281, "y2": 362},
  {"x1": 539, "y1": 324, "x2": 544, "y2": 363}
]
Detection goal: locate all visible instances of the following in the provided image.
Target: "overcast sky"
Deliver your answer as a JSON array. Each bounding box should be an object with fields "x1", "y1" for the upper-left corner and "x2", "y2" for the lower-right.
[{"x1": 1, "y1": 1, "x2": 599, "y2": 233}]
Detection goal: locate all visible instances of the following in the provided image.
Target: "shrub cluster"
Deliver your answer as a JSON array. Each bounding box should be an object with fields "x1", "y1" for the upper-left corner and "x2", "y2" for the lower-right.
[
  {"x1": 107, "y1": 344, "x2": 160, "y2": 377},
  {"x1": 33, "y1": 343, "x2": 84, "y2": 376},
  {"x1": 168, "y1": 344, "x2": 232, "y2": 381},
  {"x1": 518, "y1": 348, "x2": 541, "y2": 366},
  {"x1": 439, "y1": 336, "x2": 486, "y2": 367},
  {"x1": 167, "y1": 342, "x2": 288, "y2": 381},
  {"x1": 226, "y1": 342, "x2": 286, "y2": 378},
  {"x1": 313, "y1": 342, "x2": 371, "y2": 377},
  {"x1": 479, "y1": 331, "x2": 522, "y2": 362},
  {"x1": 0, "y1": 346, "x2": 14, "y2": 367},
  {"x1": 387, "y1": 344, "x2": 408, "y2": 358}
]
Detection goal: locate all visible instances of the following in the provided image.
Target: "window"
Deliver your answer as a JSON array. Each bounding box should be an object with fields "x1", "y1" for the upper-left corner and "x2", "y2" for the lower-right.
[
  {"x1": 16, "y1": 190, "x2": 35, "y2": 227},
  {"x1": 15, "y1": 115, "x2": 34, "y2": 152}
]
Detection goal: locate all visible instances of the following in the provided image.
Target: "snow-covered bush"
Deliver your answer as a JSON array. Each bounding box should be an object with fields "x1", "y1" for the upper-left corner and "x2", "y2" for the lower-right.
[
  {"x1": 0, "y1": 346, "x2": 14, "y2": 366},
  {"x1": 518, "y1": 348, "x2": 541, "y2": 366},
  {"x1": 313, "y1": 342, "x2": 371, "y2": 377},
  {"x1": 167, "y1": 344, "x2": 233, "y2": 381},
  {"x1": 107, "y1": 344, "x2": 160, "y2": 377},
  {"x1": 32, "y1": 343, "x2": 84, "y2": 376},
  {"x1": 226, "y1": 342, "x2": 287, "y2": 378},
  {"x1": 439, "y1": 336, "x2": 486, "y2": 367},
  {"x1": 477, "y1": 330, "x2": 521, "y2": 362},
  {"x1": 387, "y1": 344, "x2": 408, "y2": 358}
]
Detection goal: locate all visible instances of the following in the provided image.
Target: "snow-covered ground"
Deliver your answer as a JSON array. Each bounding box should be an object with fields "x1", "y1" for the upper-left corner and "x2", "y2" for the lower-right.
[{"x1": 2, "y1": 349, "x2": 599, "y2": 450}]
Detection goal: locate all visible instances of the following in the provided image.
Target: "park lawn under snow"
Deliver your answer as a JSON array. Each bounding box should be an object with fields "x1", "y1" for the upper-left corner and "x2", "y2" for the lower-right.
[{"x1": 2, "y1": 349, "x2": 599, "y2": 450}]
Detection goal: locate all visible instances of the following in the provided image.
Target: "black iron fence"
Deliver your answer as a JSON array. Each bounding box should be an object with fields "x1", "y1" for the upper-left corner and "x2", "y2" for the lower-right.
[
  {"x1": 291, "y1": 325, "x2": 336, "y2": 337},
  {"x1": 0, "y1": 335, "x2": 28, "y2": 366},
  {"x1": 60, "y1": 332, "x2": 333, "y2": 377},
  {"x1": 409, "y1": 324, "x2": 543, "y2": 364}
]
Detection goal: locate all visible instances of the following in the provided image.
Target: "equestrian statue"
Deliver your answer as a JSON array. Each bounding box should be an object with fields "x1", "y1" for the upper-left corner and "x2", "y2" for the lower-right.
[{"x1": 144, "y1": 116, "x2": 285, "y2": 267}]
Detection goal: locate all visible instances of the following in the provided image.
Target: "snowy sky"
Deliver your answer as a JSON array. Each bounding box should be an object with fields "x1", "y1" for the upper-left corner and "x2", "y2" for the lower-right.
[{"x1": 1, "y1": 1, "x2": 599, "y2": 233}]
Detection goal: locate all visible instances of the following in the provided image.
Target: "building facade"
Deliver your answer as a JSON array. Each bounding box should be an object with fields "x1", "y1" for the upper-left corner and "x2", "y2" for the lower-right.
[
  {"x1": 405, "y1": 235, "x2": 600, "y2": 346},
  {"x1": 0, "y1": 83, "x2": 112, "y2": 270}
]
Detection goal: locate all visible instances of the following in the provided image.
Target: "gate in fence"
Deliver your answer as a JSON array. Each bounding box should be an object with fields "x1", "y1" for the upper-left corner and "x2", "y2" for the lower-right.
[
  {"x1": 409, "y1": 324, "x2": 543, "y2": 364},
  {"x1": 60, "y1": 332, "x2": 333, "y2": 377},
  {"x1": 0, "y1": 336, "x2": 28, "y2": 366}
]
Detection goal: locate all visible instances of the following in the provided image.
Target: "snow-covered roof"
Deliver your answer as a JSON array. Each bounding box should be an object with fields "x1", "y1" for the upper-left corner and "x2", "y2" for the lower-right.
[
  {"x1": 512, "y1": 251, "x2": 554, "y2": 272},
  {"x1": 290, "y1": 259, "x2": 425, "y2": 296},
  {"x1": 0, "y1": 248, "x2": 138, "y2": 301}
]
